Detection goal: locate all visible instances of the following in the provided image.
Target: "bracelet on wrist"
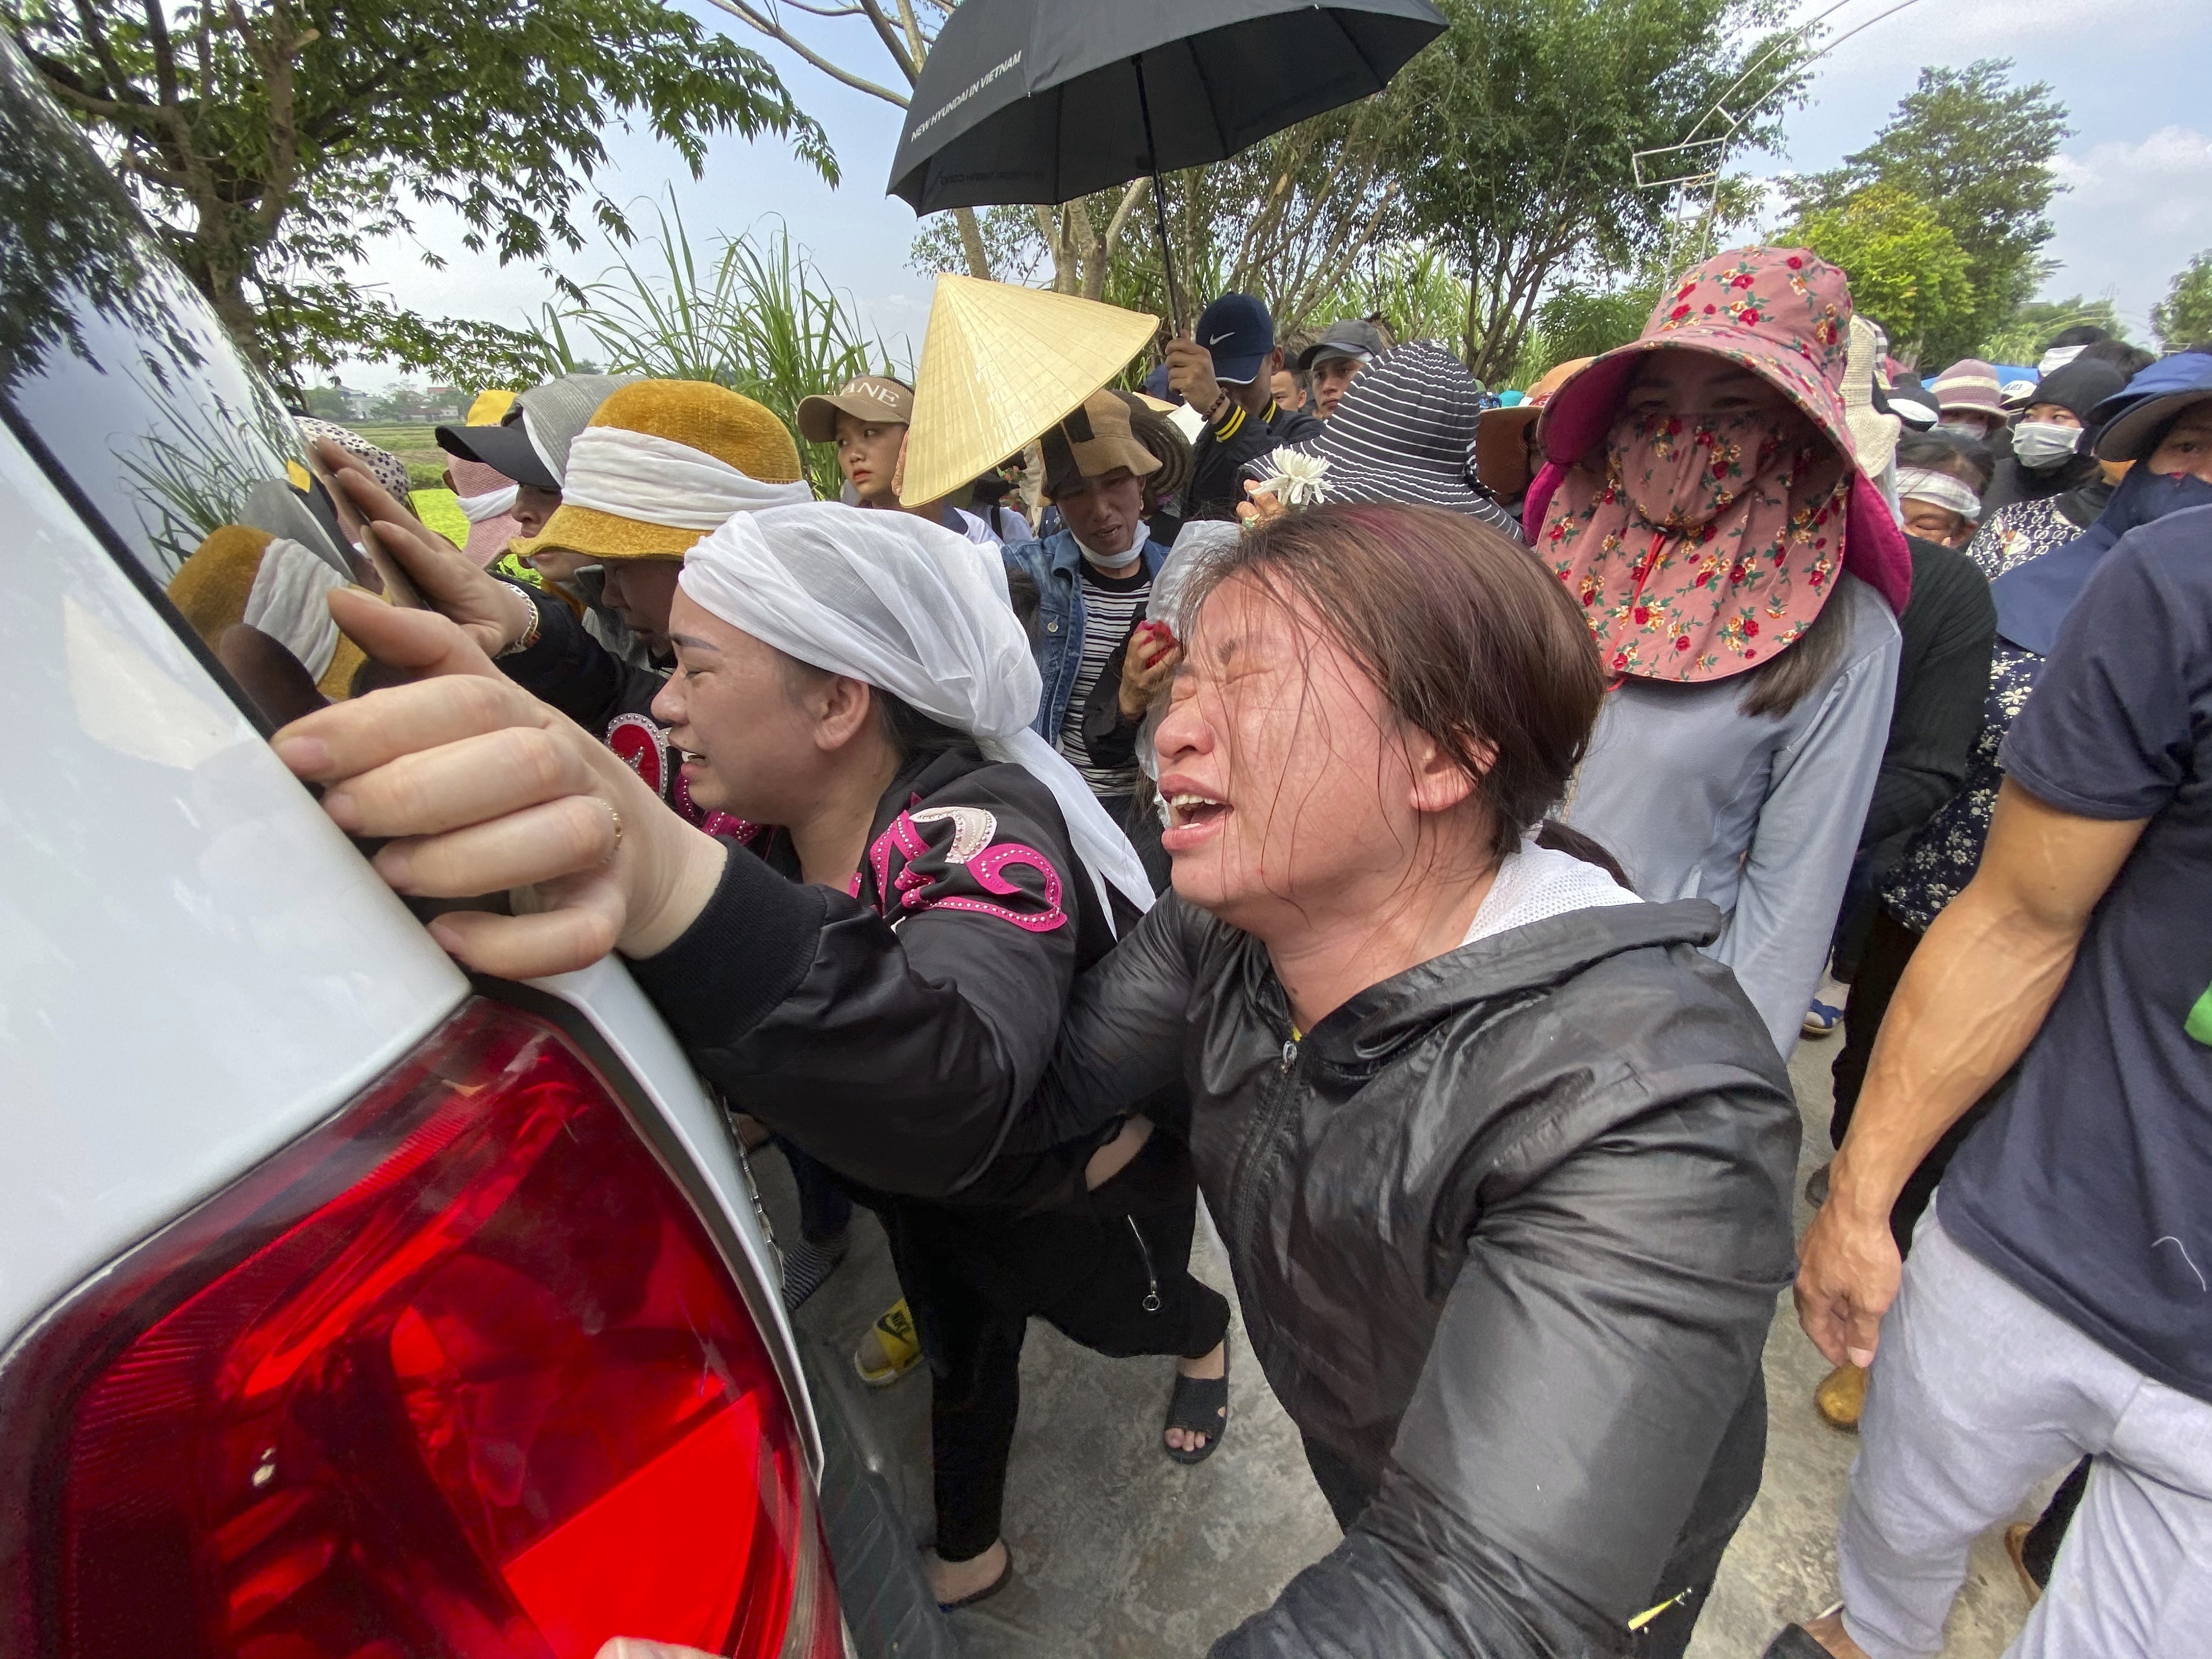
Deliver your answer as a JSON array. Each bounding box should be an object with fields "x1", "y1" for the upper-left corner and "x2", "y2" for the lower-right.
[{"x1": 496, "y1": 586, "x2": 541, "y2": 657}]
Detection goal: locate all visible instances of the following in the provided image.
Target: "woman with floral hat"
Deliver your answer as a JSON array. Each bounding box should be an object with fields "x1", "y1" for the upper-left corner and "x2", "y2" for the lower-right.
[{"x1": 1527, "y1": 246, "x2": 1913, "y2": 1056}]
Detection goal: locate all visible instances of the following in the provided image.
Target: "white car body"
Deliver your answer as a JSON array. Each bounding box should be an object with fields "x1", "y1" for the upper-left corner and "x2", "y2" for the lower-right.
[{"x1": 0, "y1": 425, "x2": 819, "y2": 1468}]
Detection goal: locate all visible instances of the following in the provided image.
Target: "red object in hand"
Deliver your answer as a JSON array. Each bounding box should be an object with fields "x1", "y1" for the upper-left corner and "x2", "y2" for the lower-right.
[{"x1": 1132, "y1": 620, "x2": 1177, "y2": 653}]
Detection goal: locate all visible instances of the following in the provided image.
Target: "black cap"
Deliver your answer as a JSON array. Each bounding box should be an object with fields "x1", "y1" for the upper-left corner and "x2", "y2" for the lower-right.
[
  {"x1": 434, "y1": 410, "x2": 557, "y2": 490},
  {"x1": 1296, "y1": 319, "x2": 1386, "y2": 373},
  {"x1": 1879, "y1": 373, "x2": 1939, "y2": 432}
]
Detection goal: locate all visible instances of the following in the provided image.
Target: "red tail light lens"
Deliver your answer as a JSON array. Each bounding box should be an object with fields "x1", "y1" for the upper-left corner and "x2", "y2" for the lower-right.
[{"x1": 3, "y1": 998, "x2": 843, "y2": 1659}]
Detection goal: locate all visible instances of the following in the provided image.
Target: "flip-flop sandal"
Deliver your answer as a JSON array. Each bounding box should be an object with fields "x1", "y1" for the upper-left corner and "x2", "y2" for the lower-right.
[
  {"x1": 1163, "y1": 1351, "x2": 1229, "y2": 1465},
  {"x1": 854, "y1": 1299, "x2": 923, "y2": 1388},
  {"x1": 935, "y1": 1548, "x2": 1014, "y2": 1612}
]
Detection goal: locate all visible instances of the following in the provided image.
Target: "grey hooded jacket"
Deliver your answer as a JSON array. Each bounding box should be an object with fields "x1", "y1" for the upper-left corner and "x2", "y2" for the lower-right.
[{"x1": 1019, "y1": 890, "x2": 1799, "y2": 1656}]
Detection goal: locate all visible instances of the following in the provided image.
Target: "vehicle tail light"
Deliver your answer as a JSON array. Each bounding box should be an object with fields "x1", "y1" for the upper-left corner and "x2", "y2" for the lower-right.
[{"x1": 2, "y1": 998, "x2": 844, "y2": 1659}]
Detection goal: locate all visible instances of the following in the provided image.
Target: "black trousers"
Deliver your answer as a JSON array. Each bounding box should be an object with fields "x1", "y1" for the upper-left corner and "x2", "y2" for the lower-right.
[
  {"x1": 1829, "y1": 907, "x2": 2012, "y2": 1255},
  {"x1": 780, "y1": 1137, "x2": 853, "y2": 1244},
  {"x1": 869, "y1": 1131, "x2": 1230, "y2": 1562}
]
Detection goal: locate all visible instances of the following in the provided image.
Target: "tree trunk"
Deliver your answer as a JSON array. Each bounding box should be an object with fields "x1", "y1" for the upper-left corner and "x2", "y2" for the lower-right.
[
  {"x1": 953, "y1": 206, "x2": 991, "y2": 280},
  {"x1": 199, "y1": 239, "x2": 269, "y2": 368},
  {"x1": 1462, "y1": 254, "x2": 1482, "y2": 371}
]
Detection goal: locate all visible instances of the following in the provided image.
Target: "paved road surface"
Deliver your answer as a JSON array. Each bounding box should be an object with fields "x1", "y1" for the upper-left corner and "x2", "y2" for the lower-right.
[{"x1": 766, "y1": 1003, "x2": 2044, "y2": 1656}]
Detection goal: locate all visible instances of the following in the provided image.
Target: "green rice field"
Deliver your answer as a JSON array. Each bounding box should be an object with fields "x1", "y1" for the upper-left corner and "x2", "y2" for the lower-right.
[{"x1": 341, "y1": 423, "x2": 449, "y2": 492}]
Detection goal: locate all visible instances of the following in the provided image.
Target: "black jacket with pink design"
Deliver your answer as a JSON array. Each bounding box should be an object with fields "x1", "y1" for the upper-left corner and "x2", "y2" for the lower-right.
[{"x1": 629, "y1": 744, "x2": 1135, "y2": 1198}]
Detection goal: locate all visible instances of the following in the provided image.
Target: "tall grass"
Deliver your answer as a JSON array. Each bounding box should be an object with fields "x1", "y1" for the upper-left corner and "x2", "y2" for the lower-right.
[
  {"x1": 541, "y1": 200, "x2": 908, "y2": 498},
  {"x1": 1307, "y1": 244, "x2": 1472, "y2": 352}
]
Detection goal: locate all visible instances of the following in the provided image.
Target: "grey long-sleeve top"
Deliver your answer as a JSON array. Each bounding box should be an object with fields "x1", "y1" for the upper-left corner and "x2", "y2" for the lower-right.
[{"x1": 1562, "y1": 575, "x2": 1901, "y2": 1056}]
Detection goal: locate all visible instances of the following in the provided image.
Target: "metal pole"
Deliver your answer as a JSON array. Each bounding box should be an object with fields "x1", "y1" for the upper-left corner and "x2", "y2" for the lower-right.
[{"x1": 1132, "y1": 57, "x2": 1185, "y2": 337}]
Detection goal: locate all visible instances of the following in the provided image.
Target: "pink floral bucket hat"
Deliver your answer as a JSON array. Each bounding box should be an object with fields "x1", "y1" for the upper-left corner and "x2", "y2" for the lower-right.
[{"x1": 1523, "y1": 247, "x2": 1911, "y2": 680}]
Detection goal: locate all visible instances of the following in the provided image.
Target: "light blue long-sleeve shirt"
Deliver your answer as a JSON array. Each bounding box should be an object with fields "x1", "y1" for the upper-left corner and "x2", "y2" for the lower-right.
[{"x1": 1563, "y1": 575, "x2": 1901, "y2": 1057}]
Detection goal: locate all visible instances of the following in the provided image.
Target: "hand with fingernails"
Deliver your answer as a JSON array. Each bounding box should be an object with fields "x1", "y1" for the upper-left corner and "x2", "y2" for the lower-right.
[
  {"x1": 1164, "y1": 336, "x2": 1226, "y2": 420},
  {"x1": 269, "y1": 595, "x2": 726, "y2": 980},
  {"x1": 1234, "y1": 480, "x2": 1286, "y2": 528},
  {"x1": 1792, "y1": 1182, "x2": 1900, "y2": 1372},
  {"x1": 309, "y1": 436, "x2": 539, "y2": 656},
  {"x1": 1118, "y1": 622, "x2": 1181, "y2": 719}
]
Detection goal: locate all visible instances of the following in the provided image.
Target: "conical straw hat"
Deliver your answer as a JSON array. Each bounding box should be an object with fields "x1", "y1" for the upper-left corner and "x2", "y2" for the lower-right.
[{"x1": 899, "y1": 275, "x2": 1159, "y2": 508}]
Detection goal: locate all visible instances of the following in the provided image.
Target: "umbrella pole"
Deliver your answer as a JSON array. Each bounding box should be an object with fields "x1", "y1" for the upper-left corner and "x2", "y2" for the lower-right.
[{"x1": 1132, "y1": 59, "x2": 1186, "y2": 338}]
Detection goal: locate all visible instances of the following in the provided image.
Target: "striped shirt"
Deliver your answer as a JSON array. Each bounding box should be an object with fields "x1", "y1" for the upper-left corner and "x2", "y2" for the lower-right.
[{"x1": 1057, "y1": 561, "x2": 1150, "y2": 797}]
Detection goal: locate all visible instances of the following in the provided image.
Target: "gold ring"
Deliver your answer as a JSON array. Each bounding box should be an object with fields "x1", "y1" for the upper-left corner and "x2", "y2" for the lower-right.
[{"x1": 602, "y1": 800, "x2": 623, "y2": 862}]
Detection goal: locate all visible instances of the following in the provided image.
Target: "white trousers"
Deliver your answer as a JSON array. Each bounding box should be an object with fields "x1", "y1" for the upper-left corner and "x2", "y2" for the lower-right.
[{"x1": 1838, "y1": 1202, "x2": 2212, "y2": 1659}]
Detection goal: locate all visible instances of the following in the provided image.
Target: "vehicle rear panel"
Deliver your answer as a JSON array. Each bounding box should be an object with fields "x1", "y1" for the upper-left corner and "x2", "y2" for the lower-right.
[{"x1": 0, "y1": 427, "x2": 466, "y2": 1348}]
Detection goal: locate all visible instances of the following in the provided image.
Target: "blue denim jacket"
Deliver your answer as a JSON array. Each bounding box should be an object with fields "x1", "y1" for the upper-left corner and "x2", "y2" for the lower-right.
[{"x1": 1000, "y1": 529, "x2": 1172, "y2": 741}]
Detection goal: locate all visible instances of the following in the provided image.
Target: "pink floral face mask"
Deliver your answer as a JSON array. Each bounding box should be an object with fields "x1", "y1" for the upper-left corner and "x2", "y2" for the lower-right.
[
  {"x1": 1540, "y1": 394, "x2": 1848, "y2": 682},
  {"x1": 1604, "y1": 409, "x2": 1790, "y2": 532}
]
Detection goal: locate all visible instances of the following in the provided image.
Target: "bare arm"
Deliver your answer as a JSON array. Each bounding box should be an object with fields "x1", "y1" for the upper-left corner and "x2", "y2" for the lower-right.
[{"x1": 1795, "y1": 778, "x2": 2147, "y2": 1366}]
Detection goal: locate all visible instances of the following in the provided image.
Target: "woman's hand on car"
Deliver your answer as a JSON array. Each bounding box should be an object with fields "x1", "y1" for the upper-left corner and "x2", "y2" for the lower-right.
[
  {"x1": 310, "y1": 437, "x2": 537, "y2": 655},
  {"x1": 272, "y1": 594, "x2": 725, "y2": 978}
]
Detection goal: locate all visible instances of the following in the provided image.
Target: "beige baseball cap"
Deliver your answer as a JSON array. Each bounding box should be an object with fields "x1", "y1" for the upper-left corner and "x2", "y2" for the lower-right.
[{"x1": 797, "y1": 375, "x2": 914, "y2": 443}]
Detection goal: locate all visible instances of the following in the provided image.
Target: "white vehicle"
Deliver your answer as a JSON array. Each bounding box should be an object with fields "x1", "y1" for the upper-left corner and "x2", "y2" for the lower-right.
[{"x1": 0, "y1": 37, "x2": 945, "y2": 1659}]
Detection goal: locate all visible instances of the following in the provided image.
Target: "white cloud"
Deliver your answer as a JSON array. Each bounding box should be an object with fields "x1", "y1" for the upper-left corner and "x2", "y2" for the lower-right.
[
  {"x1": 1798, "y1": 0, "x2": 2159, "y2": 74},
  {"x1": 2041, "y1": 126, "x2": 2212, "y2": 329}
]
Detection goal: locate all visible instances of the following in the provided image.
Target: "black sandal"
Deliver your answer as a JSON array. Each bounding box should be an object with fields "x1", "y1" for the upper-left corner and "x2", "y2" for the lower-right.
[
  {"x1": 934, "y1": 1545, "x2": 1013, "y2": 1611},
  {"x1": 1163, "y1": 1350, "x2": 1229, "y2": 1465}
]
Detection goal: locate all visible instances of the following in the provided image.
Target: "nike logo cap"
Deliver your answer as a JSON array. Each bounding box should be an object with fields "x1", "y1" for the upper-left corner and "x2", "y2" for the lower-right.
[{"x1": 1192, "y1": 292, "x2": 1275, "y2": 386}]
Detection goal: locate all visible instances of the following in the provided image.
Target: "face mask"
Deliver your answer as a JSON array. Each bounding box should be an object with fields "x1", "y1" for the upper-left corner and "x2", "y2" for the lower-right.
[
  {"x1": 2012, "y1": 421, "x2": 2083, "y2": 470},
  {"x1": 1934, "y1": 419, "x2": 1989, "y2": 441},
  {"x1": 1604, "y1": 409, "x2": 1788, "y2": 532},
  {"x1": 1075, "y1": 529, "x2": 1143, "y2": 571}
]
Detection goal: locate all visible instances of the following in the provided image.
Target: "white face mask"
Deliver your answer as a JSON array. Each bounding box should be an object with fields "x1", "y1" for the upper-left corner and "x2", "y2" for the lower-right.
[
  {"x1": 1074, "y1": 523, "x2": 1148, "y2": 571},
  {"x1": 2012, "y1": 420, "x2": 2083, "y2": 470},
  {"x1": 1934, "y1": 419, "x2": 1990, "y2": 441}
]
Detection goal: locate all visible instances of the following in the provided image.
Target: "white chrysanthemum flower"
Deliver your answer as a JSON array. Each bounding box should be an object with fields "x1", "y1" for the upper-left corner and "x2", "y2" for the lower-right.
[{"x1": 1255, "y1": 447, "x2": 1331, "y2": 507}]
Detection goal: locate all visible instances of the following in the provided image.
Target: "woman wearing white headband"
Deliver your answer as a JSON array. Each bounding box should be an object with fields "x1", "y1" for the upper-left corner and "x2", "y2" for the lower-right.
[
  {"x1": 1893, "y1": 456, "x2": 1987, "y2": 550},
  {"x1": 276, "y1": 500, "x2": 1227, "y2": 1611}
]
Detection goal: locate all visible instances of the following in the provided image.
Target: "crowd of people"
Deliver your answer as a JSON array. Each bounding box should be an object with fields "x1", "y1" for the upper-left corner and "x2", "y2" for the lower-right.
[{"x1": 170, "y1": 244, "x2": 2212, "y2": 1659}]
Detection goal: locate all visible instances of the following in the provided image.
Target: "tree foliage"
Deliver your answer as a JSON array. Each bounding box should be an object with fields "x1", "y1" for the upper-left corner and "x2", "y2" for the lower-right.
[
  {"x1": 2152, "y1": 251, "x2": 2212, "y2": 352},
  {"x1": 1786, "y1": 59, "x2": 2068, "y2": 365},
  {"x1": 911, "y1": 91, "x2": 1410, "y2": 342},
  {"x1": 1519, "y1": 283, "x2": 1656, "y2": 378},
  {"x1": 707, "y1": 0, "x2": 1009, "y2": 284},
  {"x1": 1976, "y1": 294, "x2": 2129, "y2": 365},
  {"x1": 1386, "y1": 0, "x2": 1810, "y2": 382},
  {"x1": 5, "y1": 0, "x2": 834, "y2": 390},
  {"x1": 1787, "y1": 183, "x2": 1974, "y2": 360},
  {"x1": 1316, "y1": 244, "x2": 1474, "y2": 352},
  {"x1": 540, "y1": 202, "x2": 904, "y2": 498}
]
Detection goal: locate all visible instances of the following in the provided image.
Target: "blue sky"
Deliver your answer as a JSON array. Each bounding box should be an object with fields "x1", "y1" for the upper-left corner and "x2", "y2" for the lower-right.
[{"x1": 348, "y1": 0, "x2": 2212, "y2": 385}]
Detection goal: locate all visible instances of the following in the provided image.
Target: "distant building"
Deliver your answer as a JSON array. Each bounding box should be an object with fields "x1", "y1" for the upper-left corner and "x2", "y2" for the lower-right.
[{"x1": 425, "y1": 386, "x2": 465, "y2": 420}]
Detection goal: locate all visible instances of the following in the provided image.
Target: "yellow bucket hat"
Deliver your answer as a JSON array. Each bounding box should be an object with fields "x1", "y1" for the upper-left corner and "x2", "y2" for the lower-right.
[
  {"x1": 167, "y1": 524, "x2": 369, "y2": 701},
  {"x1": 513, "y1": 380, "x2": 811, "y2": 563}
]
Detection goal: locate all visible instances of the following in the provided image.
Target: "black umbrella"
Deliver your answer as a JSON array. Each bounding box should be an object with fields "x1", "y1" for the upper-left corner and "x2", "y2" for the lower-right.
[{"x1": 888, "y1": 0, "x2": 1445, "y2": 333}]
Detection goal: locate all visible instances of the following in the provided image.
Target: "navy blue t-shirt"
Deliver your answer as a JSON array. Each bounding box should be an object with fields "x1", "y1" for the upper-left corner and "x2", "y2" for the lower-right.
[{"x1": 1942, "y1": 503, "x2": 2212, "y2": 1402}]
